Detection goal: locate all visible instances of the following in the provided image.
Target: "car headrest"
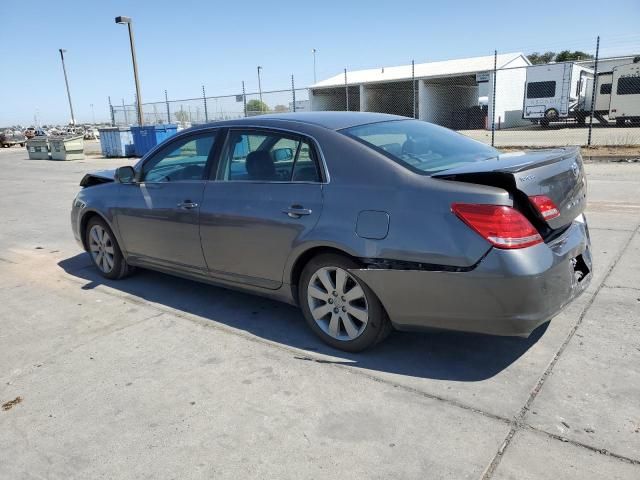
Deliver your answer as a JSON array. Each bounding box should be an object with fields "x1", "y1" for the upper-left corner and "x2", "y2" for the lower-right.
[{"x1": 246, "y1": 151, "x2": 275, "y2": 180}]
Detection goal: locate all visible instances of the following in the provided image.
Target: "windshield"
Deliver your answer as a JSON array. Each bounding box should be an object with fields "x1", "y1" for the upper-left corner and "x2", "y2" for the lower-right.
[{"x1": 341, "y1": 120, "x2": 499, "y2": 174}]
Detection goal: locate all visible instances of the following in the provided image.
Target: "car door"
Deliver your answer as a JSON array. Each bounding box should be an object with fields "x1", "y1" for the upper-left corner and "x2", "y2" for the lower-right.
[
  {"x1": 115, "y1": 130, "x2": 219, "y2": 274},
  {"x1": 199, "y1": 128, "x2": 324, "y2": 289}
]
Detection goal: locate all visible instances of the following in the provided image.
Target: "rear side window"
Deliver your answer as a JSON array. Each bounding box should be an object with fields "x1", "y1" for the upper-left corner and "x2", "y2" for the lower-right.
[
  {"x1": 342, "y1": 120, "x2": 499, "y2": 175},
  {"x1": 527, "y1": 81, "x2": 556, "y2": 99},
  {"x1": 219, "y1": 130, "x2": 321, "y2": 182},
  {"x1": 599, "y1": 83, "x2": 612, "y2": 95},
  {"x1": 617, "y1": 77, "x2": 640, "y2": 95}
]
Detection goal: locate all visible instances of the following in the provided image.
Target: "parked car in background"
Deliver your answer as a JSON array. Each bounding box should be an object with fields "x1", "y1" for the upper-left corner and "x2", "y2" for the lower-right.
[
  {"x1": 0, "y1": 129, "x2": 26, "y2": 147},
  {"x1": 71, "y1": 112, "x2": 592, "y2": 351}
]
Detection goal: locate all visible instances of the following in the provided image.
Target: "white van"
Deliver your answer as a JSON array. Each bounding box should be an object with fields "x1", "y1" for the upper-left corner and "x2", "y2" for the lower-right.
[
  {"x1": 523, "y1": 63, "x2": 593, "y2": 126},
  {"x1": 609, "y1": 62, "x2": 640, "y2": 126}
]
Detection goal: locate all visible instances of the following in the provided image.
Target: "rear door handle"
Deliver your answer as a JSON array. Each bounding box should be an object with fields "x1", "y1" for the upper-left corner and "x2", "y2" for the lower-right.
[
  {"x1": 283, "y1": 205, "x2": 312, "y2": 218},
  {"x1": 177, "y1": 201, "x2": 199, "y2": 210}
]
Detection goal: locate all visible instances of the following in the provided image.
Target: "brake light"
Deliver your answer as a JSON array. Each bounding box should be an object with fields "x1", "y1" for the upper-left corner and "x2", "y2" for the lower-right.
[
  {"x1": 451, "y1": 203, "x2": 543, "y2": 249},
  {"x1": 529, "y1": 195, "x2": 560, "y2": 220}
]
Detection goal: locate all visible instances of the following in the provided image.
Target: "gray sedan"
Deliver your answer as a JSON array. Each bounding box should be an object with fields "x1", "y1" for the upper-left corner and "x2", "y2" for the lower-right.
[{"x1": 71, "y1": 112, "x2": 592, "y2": 351}]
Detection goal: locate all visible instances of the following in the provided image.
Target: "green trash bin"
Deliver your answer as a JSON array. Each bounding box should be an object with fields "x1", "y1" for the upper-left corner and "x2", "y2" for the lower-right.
[
  {"x1": 50, "y1": 135, "x2": 84, "y2": 161},
  {"x1": 26, "y1": 137, "x2": 50, "y2": 160}
]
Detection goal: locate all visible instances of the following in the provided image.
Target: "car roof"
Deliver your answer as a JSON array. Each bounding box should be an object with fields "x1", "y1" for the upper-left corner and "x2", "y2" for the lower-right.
[{"x1": 186, "y1": 111, "x2": 408, "y2": 133}]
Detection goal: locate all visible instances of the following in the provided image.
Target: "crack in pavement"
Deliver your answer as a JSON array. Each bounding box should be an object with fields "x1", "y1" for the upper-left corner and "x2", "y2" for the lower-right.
[{"x1": 481, "y1": 224, "x2": 640, "y2": 479}]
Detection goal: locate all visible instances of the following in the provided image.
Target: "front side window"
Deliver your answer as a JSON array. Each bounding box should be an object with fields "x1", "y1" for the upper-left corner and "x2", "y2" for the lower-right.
[
  {"x1": 342, "y1": 120, "x2": 499, "y2": 175},
  {"x1": 219, "y1": 130, "x2": 321, "y2": 182},
  {"x1": 600, "y1": 83, "x2": 612, "y2": 95},
  {"x1": 527, "y1": 81, "x2": 556, "y2": 99},
  {"x1": 143, "y1": 133, "x2": 216, "y2": 182},
  {"x1": 617, "y1": 76, "x2": 640, "y2": 95}
]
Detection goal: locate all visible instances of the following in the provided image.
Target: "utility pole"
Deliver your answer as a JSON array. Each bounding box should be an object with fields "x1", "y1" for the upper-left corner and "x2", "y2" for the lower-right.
[
  {"x1": 115, "y1": 16, "x2": 144, "y2": 125},
  {"x1": 312, "y1": 48, "x2": 317, "y2": 83},
  {"x1": 58, "y1": 49, "x2": 76, "y2": 125}
]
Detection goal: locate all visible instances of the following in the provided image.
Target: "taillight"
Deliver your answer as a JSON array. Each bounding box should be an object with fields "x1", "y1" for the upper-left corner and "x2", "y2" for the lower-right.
[
  {"x1": 451, "y1": 203, "x2": 543, "y2": 249},
  {"x1": 529, "y1": 195, "x2": 560, "y2": 220}
]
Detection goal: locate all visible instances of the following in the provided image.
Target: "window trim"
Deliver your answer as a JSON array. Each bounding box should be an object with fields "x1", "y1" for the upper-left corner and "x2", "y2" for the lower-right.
[
  {"x1": 212, "y1": 126, "x2": 328, "y2": 184},
  {"x1": 137, "y1": 129, "x2": 220, "y2": 184}
]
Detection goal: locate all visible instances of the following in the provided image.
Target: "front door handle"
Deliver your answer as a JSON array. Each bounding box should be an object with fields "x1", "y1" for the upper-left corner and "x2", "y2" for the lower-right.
[
  {"x1": 283, "y1": 205, "x2": 312, "y2": 218},
  {"x1": 177, "y1": 201, "x2": 199, "y2": 210}
]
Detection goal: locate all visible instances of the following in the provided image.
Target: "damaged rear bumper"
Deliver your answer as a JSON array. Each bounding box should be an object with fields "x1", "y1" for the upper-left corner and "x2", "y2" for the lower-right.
[{"x1": 349, "y1": 217, "x2": 592, "y2": 337}]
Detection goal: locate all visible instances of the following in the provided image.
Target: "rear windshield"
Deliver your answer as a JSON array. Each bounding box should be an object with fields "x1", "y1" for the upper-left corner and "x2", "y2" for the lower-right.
[{"x1": 341, "y1": 120, "x2": 498, "y2": 174}]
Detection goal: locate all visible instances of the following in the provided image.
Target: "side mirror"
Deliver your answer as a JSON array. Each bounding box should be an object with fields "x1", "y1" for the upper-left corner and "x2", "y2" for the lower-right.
[
  {"x1": 272, "y1": 147, "x2": 294, "y2": 162},
  {"x1": 115, "y1": 166, "x2": 136, "y2": 183}
]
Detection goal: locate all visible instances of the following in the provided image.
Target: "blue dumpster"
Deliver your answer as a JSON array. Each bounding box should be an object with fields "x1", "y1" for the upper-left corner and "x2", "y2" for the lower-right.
[
  {"x1": 131, "y1": 124, "x2": 178, "y2": 157},
  {"x1": 98, "y1": 127, "x2": 135, "y2": 157}
]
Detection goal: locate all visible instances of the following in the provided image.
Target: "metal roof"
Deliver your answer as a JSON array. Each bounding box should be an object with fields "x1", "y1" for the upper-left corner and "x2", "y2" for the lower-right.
[{"x1": 310, "y1": 52, "x2": 530, "y2": 89}]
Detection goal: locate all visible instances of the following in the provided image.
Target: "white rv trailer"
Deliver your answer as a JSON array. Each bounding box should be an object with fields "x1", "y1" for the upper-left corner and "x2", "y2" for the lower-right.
[
  {"x1": 523, "y1": 63, "x2": 593, "y2": 126},
  {"x1": 609, "y1": 62, "x2": 640, "y2": 126},
  {"x1": 581, "y1": 72, "x2": 613, "y2": 123}
]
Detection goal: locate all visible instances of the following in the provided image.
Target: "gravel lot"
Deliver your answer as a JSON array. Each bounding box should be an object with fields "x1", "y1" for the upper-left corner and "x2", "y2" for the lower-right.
[{"x1": 1, "y1": 143, "x2": 639, "y2": 479}]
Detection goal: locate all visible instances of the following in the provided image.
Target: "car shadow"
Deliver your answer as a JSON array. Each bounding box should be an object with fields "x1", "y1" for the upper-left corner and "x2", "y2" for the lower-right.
[{"x1": 58, "y1": 254, "x2": 548, "y2": 382}]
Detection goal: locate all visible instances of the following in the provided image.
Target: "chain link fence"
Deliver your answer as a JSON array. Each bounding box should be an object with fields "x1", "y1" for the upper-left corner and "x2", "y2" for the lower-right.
[
  {"x1": 110, "y1": 37, "x2": 639, "y2": 150},
  {"x1": 112, "y1": 85, "x2": 309, "y2": 128}
]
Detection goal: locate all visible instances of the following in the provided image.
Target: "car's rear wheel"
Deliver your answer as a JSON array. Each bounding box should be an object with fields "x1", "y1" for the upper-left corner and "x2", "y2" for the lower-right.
[
  {"x1": 85, "y1": 217, "x2": 132, "y2": 280},
  {"x1": 299, "y1": 254, "x2": 391, "y2": 352}
]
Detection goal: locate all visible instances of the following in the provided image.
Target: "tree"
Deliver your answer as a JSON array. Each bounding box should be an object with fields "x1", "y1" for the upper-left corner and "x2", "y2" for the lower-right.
[
  {"x1": 555, "y1": 50, "x2": 594, "y2": 62},
  {"x1": 273, "y1": 104, "x2": 288, "y2": 112},
  {"x1": 527, "y1": 50, "x2": 594, "y2": 65},
  {"x1": 527, "y1": 51, "x2": 556, "y2": 65},
  {"x1": 246, "y1": 99, "x2": 269, "y2": 113}
]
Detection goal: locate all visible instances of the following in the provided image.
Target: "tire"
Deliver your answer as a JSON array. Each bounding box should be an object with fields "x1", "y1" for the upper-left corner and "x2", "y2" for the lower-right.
[
  {"x1": 85, "y1": 216, "x2": 132, "y2": 280},
  {"x1": 299, "y1": 253, "x2": 392, "y2": 352}
]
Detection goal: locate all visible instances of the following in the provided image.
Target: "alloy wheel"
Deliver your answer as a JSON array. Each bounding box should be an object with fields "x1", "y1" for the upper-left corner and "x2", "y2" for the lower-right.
[
  {"x1": 89, "y1": 224, "x2": 115, "y2": 274},
  {"x1": 307, "y1": 266, "x2": 369, "y2": 341}
]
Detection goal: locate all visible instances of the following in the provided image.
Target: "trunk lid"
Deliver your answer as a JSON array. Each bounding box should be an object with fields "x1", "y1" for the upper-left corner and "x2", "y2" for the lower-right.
[{"x1": 434, "y1": 147, "x2": 587, "y2": 232}]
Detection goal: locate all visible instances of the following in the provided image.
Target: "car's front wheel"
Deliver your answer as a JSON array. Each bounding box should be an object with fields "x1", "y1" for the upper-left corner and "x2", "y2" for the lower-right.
[
  {"x1": 299, "y1": 254, "x2": 391, "y2": 352},
  {"x1": 85, "y1": 217, "x2": 132, "y2": 280}
]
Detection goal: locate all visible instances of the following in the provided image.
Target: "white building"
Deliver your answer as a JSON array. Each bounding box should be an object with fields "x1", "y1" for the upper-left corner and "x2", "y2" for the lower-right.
[{"x1": 309, "y1": 52, "x2": 531, "y2": 130}]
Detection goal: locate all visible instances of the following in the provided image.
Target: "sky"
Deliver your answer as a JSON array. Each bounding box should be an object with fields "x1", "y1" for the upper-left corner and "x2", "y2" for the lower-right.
[{"x1": 1, "y1": 0, "x2": 639, "y2": 126}]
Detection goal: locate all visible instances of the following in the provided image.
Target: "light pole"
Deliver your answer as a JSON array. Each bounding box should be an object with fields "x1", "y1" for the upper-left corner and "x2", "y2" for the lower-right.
[
  {"x1": 115, "y1": 16, "x2": 144, "y2": 125},
  {"x1": 312, "y1": 48, "x2": 317, "y2": 83},
  {"x1": 257, "y1": 66, "x2": 263, "y2": 112},
  {"x1": 90, "y1": 103, "x2": 95, "y2": 124},
  {"x1": 58, "y1": 49, "x2": 76, "y2": 125}
]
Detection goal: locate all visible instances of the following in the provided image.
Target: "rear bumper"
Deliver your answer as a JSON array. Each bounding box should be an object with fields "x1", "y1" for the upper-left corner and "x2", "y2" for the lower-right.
[{"x1": 350, "y1": 216, "x2": 592, "y2": 337}]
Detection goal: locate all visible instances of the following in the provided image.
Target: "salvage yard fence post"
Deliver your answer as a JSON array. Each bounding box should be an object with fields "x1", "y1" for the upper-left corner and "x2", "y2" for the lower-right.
[
  {"x1": 291, "y1": 75, "x2": 296, "y2": 112},
  {"x1": 242, "y1": 81, "x2": 247, "y2": 118},
  {"x1": 491, "y1": 50, "x2": 497, "y2": 147},
  {"x1": 202, "y1": 85, "x2": 209, "y2": 123},
  {"x1": 587, "y1": 36, "x2": 600, "y2": 147},
  {"x1": 344, "y1": 68, "x2": 349, "y2": 112},
  {"x1": 164, "y1": 90, "x2": 170, "y2": 124}
]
